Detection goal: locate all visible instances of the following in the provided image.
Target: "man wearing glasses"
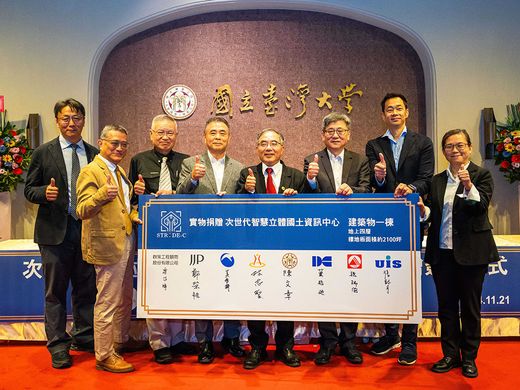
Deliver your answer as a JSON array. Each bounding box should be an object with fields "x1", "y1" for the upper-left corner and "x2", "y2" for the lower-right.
[
  {"x1": 303, "y1": 112, "x2": 371, "y2": 366},
  {"x1": 25, "y1": 98, "x2": 98, "y2": 369},
  {"x1": 237, "y1": 128, "x2": 315, "y2": 369},
  {"x1": 365, "y1": 93, "x2": 434, "y2": 366},
  {"x1": 129, "y1": 114, "x2": 192, "y2": 364},
  {"x1": 76, "y1": 124, "x2": 142, "y2": 373}
]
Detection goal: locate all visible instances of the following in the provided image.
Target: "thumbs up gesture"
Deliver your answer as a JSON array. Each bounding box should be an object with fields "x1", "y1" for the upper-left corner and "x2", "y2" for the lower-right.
[
  {"x1": 306, "y1": 154, "x2": 320, "y2": 180},
  {"x1": 191, "y1": 155, "x2": 206, "y2": 181},
  {"x1": 45, "y1": 177, "x2": 59, "y2": 202},
  {"x1": 105, "y1": 173, "x2": 118, "y2": 201},
  {"x1": 374, "y1": 153, "x2": 387, "y2": 181},
  {"x1": 133, "y1": 173, "x2": 146, "y2": 195},
  {"x1": 245, "y1": 167, "x2": 256, "y2": 193},
  {"x1": 458, "y1": 166, "x2": 472, "y2": 191}
]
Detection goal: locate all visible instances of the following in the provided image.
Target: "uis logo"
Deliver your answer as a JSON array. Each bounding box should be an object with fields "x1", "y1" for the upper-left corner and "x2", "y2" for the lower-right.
[
  {"x1": 220, "y1": 253, "x2": 235, "y2": 268},
  {"x1": 347, "y1": 254, "x2": 362, "y2": 269},
  {"x1": 282, "y1": 253, "x2": 298, "y2": 269},
  {"x1": 249, "y1": 253, "x2": 265, "y2": 268},
  {"x1": 160, "y1": 211, "x2": 182, "y2": 232},
  {"x1": 312, "y1": 255, "x2": 332, "y2": 267},
  {"x1": 189, "y1": 254, "x2": 205, "y2": 266},
  {"x1": 375, "y1": 255, "x2": 402, "y2": 269}
]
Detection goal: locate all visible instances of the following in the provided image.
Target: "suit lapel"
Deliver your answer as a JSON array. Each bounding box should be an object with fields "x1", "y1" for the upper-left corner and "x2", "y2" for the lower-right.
[
  {"x1": 49, "y1": 138, "x2": 68, "y2": 185},
  {"x1": 341, "y1": 149, "x2": 353, "y2": 185},
  {"x1": 397, "y1": 132, "x2": 414, "y2": 172},
  {"x1": 221, "y1": 156, "x2": 234, "y2": 193},
  {"x1": 203, "y1": 152, "x2": 218, "y2": 193},
  {"x1": 279, "y1": 163, "x2": 292, "y2": 193},
  {"x1": 378, "y1": 137, "x2": 396, "y2": 177},
  {"x1": 436, "y1": 172, "x2": 448, "y2": 210},
  {"x1": 319, "y1": 148, "x2": 336, "y2": 189},
  {"x1": 255, "y1": 163, "x2": 267, "y2": 193}
]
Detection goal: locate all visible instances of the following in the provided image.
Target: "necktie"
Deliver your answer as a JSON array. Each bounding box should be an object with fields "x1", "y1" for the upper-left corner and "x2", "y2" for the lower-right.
[
  {"x1": 70, "y1": 143, "x2": 80, "y2": 220},
  {"x1": 159, "y1": 156, "x2": 172, "y2": 192},
  {"x1": 266, "y1": 167, "x2": 276, "y2": 194}
]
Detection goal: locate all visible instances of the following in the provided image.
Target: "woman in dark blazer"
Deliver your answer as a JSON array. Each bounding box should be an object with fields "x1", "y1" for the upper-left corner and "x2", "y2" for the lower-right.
[{"x1": 419, "y1": 129, "x2": 499, "y2": 378}]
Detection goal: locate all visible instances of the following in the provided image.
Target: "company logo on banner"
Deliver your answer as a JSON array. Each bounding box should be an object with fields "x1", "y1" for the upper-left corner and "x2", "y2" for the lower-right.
[
  {"x1": 220, "y1": 253, "x2": 235, "y2": 268},
  {"x1": 347, "y1": 254, "x2": 362, "y2": 269},
  {"x1": 250, "y1": 253, "x2": 265, "y2": 268},
  {"x1": 282, "y1": 253, "x2": 298, "y2": 269},
  {"x1": 160, "y1": 211, "x2": 182, "y2": 232},
  {"x1": 190, "y1": 254, "x2": 205, "y2": 265},
  {"x1": 312, "y1": 255, "x2": 333, "y2": 267},
  {"x1": 375, "y1": 255, "x2": 402, "y2": 269}
]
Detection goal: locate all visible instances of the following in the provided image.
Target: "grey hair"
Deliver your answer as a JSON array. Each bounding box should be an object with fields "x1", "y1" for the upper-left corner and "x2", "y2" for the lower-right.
[
  {"x1": 151, "y1": 114, "x2": 176, "y2": 129},
  {"x1": 322, "y1": 112, "x2": 351, "y2": 131},
  {"x1": 100, "y1": 124, "x2": 128, "y2": 139},
  {"x1": 256, "y1": 128, "x2": 285, "y2": 145}
]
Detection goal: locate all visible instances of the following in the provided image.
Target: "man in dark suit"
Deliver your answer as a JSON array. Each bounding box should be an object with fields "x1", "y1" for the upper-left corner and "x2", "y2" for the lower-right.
[
  {"x1": 365, "y1": 93, "x2": 434, "y2": 366},
  {"x1": 129, "y1": 114, "x2": 192, "y2": 365},
  {"x1": 237, "y1": 128, "x2": 314, "y2": 369},
  {"x1": 303, "y1": 112, "x2": 371, "y2": 366},
  {"x1": 24, "y1": 98, "x2": 98, "y2": 369},
  {"x1": 177, "y1": 117, "x2": 245, "y2": 364}
]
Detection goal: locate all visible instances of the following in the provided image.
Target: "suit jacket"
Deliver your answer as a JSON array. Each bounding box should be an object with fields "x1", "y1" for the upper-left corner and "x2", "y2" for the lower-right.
[
  {"x1": 177, "y1": 152, "x2": 244, "y2": 195},
  {"x1": 424, "y1": 162, "x2": 499, "y2": 266},
  {"x1": 128, "y1": 148, "x2": 188, "y2": 194},
  {"x1": 24, "y1": 137, "x2": 98, "y2": 245},
  {"x1": 365, "y1": 130, "x2": 434, "y2": 196},
  {"x1": 76, "y1": 155, "x2": 138, "y2": 266},
  {"x1": 303, "y1": 148, "x2": 371, "y2": 193},
  {"x1": 236, "y1": 162, "x2": 314, "y2": 194}
]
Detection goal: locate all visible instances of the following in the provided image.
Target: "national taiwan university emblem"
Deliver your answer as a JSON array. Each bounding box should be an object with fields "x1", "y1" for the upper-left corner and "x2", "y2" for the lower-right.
[{"x1": 162, "y1": 84, "x2": 197, "y2": 120}]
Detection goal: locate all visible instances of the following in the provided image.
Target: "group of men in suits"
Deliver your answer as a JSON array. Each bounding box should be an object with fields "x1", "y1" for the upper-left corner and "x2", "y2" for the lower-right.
[{"x1": 25, "y1": 92, "x2": 434, "y2": 373}]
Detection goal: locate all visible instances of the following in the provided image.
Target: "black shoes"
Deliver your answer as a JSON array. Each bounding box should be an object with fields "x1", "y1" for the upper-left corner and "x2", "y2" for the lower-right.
[
  {"x1": 198, "y1": 341, "x2": 215, "y2": 364},
  {"x1": 170, "y1": 341, "x2": 197, "y2": 356},
  {"x1": 70, "y1": 341, "x2": 95, "y2": 354},
  {"x1": 153, "y1": 347, "x2": 174, "y2": 365},
  {"x1": 314, "y1": 347, "x2": 333, "y2": 365},
  {"x1": 341, "y1": 344, "x2": 363, "y2": 364},
  {"x1": 275, "y1": 347, "x2": 301, "y2": 368},
  {"x1": 431, "y1": 356, "x2": 462, "y2": 373},
  {"x1": 51, "y1": 350, "x2": 72, "y2": 369},
  {"x1": 462, "y1": 360, "x2": 478, "y2": 378},
  {"x1": 221, "y1": 337, "x2": 246, "y2": 358},
  {"x1": 397, "y1": 343, "x2": 417, "y2": 366},
  {"x1": 370, "y1": 335, "x2": 401, "y2": 355},
  {"x1": 243, "y1": 348, "x2": 268, "y2": 370}
]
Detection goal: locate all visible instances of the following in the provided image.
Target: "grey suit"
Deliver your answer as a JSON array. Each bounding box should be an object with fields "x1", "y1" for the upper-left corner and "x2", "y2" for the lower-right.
[{"x1": 177, "y1": 152, "x2": 244, "y2": 342}]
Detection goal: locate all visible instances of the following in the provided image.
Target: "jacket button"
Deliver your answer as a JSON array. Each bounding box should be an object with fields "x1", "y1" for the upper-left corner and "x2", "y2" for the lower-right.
[
  {"x1": 121, "y1": 226, "x2": 125, "y2": 230},
  {"x1": 121, "y1": 209, "x2": 126, "y2": 214}
]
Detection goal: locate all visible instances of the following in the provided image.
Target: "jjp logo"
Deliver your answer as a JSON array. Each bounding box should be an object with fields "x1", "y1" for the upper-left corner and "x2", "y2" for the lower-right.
[
  {"x1": 160, "y1": 211, "x2": 182, "y2": 232},
  {"x1": 347, "y1": 254, "x2": 362, "y2": 269},
  {"x1": 312, "y1": 255, "x2": 332, "y2": 267},
  {"x1": 220, "y1": 253, "x2": 235, "y2": 268},
  {"x1": 190, "y1": 254, "x2": 205, "y2": 266},
  {"x1": 375, "y1": 255, "x2": 402, "y2": 269}
]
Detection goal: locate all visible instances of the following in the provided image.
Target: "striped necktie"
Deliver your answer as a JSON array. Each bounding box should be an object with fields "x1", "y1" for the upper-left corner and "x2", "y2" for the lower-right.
[
  {"x1": 159, "y1": 156, "x2": 172, "y2": 192},
  {"x1": 70, "y1": 143, "x2": 80, "y2": 220}
]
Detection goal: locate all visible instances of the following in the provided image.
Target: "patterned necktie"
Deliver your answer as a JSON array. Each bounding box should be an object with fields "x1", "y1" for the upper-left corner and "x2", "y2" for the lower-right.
[
  {"x1": 70, "y1": 143, "x2": 80, "y2": 220},
  {"x1": 266, "y1": 167, "x2": 276, "y2": 194},
  {"x1": 159, "y1": 156, "x2": 172, "y2": 192}
]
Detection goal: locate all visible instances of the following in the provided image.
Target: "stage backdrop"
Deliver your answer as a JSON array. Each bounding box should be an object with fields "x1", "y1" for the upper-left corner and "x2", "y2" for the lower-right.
[{"x1": 99, "y1": 9, "x2": 426, "y2": 172}]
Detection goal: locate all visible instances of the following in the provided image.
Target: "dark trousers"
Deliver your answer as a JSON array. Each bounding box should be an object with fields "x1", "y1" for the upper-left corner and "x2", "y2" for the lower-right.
[
  {"x1": 247, "y1": 320, "x2": 294, "y2": 350},
  {"x1": 431, "y1": 249, "x2": 487, "y2": 361},
  {"x1": 39, "y1": 216, "x2": 96, "y2": 354},
  {"x1": 318, "y1": 322, "x2": 358, "y2": 350},
  {"x1": 195, "y1": 319, "x2": 242, "y2": 342},
  {"x1": 383, "y1": 323, "x2": 418, "y2": 347}
]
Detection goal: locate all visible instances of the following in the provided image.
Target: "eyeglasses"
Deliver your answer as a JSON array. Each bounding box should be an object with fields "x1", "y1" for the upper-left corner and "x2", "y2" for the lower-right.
[
  {"x1": 323, "y1": 128, "x2": 349, "y2": 137},
  {"x1": 444, "y1": 143, "x2": 468, "y2": 151},
  {"x1": 101, "y1": 139, "x2": 129, "y2": 149},
  {"x1": 385, "y1": 106, "x2": 406, "y2": 114},
  {"x1": 153, "y1": 130, "x2": 177, "y2": 138},
  {"x1": 58, "y1": 115, "x2": 84, "y2": 124},
  {"x1": 258, "y1": 140, "x2": 282, "y2": 148}
]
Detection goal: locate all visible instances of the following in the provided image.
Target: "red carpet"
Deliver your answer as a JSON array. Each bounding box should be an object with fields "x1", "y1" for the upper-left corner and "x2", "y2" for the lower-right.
[{"x1": 0, "y1": 340, "x2": 516, "y2": 389}]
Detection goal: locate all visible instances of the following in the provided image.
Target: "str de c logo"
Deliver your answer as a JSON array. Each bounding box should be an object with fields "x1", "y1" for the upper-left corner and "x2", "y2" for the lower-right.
[{"x1": 157, "y1": 210, "x2": 186, "y2": 238}]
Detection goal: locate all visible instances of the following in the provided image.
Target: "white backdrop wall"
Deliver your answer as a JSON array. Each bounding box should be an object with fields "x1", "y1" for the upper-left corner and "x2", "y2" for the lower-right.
[{"x1": 1, "y1": 0, "x2": 519, "y2": 238}]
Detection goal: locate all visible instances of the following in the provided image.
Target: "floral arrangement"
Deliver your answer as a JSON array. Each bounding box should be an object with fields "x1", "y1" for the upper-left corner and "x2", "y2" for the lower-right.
[
  {"x1": 494, "y1": 103, "x2": 520, "y2": 183},
  {"x1": 0, "y1": 110, "x2": 32, "y2": 192}
]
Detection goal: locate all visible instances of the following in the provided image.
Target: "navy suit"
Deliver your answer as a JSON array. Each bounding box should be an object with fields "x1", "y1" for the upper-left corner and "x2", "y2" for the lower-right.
[
  {"x1": 366, "y1": 130, "x2": 434, "y2": 348},
  {"x1": 24, "y1": 137, "x2": 98, "y2": 354},
  {"x1": 425, "y1": 162, "x2": 498, "y2": 361}
]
